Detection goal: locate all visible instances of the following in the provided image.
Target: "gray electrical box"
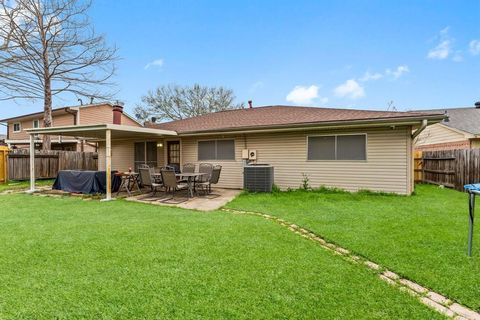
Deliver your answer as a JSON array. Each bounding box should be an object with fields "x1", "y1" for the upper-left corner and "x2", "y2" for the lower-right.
[{"x1": 243, "y1": 164, "x2": 274, "y2": 192}]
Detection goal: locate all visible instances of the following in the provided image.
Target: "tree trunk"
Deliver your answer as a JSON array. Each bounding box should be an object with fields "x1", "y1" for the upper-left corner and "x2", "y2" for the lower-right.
[{"x1": 42, "y1": 78, "x2": 52, "y2": 150}]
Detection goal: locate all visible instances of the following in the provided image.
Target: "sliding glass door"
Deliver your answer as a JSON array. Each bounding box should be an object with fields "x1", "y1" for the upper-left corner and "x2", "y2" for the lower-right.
[{"x1": 134, "y1": 142, "x2": 157, "y2": 171}]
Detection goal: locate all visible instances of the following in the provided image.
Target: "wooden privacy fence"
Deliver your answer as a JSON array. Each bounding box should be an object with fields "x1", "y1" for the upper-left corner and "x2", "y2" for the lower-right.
[
  {"x1": 414, "y1": 149, "x2": 480, "y2": 191},
  {"x1": 8, "y1": 150, "x2": 98, "y2": 180}
]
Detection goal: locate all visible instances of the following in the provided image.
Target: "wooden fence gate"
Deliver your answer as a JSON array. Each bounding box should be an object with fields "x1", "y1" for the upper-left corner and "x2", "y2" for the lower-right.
[
  {"x1": 8, "y1": 150, "x2": 98, "y2": 180},
  {"x1": 414, "y1": 149, "x2": 480, "y2": 191}
]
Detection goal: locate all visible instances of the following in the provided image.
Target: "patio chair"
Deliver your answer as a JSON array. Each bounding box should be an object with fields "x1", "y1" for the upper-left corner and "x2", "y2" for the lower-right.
[
  {"x1": 139, "y1": 164, "x2": 161, "y2": 185},
  {"x1": 139, "y1": 168, "x2": 163, "y2": 196},
  {"x1": 198, "y1": 163, "x2": 213, "y2": 183},
  {"x1": 167, "y1": 163, "x2": 181, "y2": 173},
  {"x1": 182, "y1": 163, "x2": 196, "y2": 173},
  {"x1": 196, "y1": 165, "x2": 221, "y2": 195},
  {"x1": 160, "y1": 169, "x2": 189, "y2": 203}
]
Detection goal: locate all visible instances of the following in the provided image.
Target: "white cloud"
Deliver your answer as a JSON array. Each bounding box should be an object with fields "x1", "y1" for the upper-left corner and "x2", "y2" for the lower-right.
[
  {"x1": 359, "y1": 71, "x2": 383, "y2": 82},
  {"x1": 385, "y1": 65, "x2": 410, "y2": 79},
  {"x1": 470, "y1": 40, "x2": 480, "y2": 55},
  {"x1": 427, "y1": 27, "x2": 452, "y2": 60},
  {"x1": 286, "y1": 85, "x2": 328, "y2": 105},
  {"x1": 334, "y1": 79, "x2": 365, "y2": 99},
  {"x1": 428, "y1": 40, "x2": 451, "y2": 59},
  {"x1": 144, "y1": 59, "x2": 164, "y2": 70}
]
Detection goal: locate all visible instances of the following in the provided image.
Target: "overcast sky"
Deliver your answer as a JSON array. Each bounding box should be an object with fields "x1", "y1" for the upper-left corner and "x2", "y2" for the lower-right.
[{"x1": 1, "y1": 0, "x2": 480, "y2": 133}]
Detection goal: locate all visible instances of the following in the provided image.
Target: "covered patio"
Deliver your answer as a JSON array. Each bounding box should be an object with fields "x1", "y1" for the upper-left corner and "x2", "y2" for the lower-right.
[{"x1": 25, "y1": 124, "x2": 177, "y2": 200}]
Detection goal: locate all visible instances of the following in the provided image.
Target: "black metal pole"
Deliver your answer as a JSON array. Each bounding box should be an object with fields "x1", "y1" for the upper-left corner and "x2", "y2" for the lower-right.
[{"x1": 468, "y1": 192, "x2": 475, "y2": 257}]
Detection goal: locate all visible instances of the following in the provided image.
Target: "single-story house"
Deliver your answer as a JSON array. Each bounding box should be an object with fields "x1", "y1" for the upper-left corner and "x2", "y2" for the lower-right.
[
  {"x1": 415, "y1": 106, "x2": 480, "y2": 151},
  {"x1": 26, "y1": 105, "x2": 445, "y2": 197}
]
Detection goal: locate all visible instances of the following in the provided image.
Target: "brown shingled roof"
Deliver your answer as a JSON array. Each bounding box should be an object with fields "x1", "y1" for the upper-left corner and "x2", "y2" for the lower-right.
[{"x1": 149, "y1": 105, "x2": 445, "y2": 134}]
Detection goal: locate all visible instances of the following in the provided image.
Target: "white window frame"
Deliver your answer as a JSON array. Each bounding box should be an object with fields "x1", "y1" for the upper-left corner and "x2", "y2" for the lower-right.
[
  {"x1": 306, "y1": 133, "x2": 368, "y2": 161},
  {"x1": 32, "y1": 119, "x2": 40, "y2": 128},
  {"x1": 13, "y1": 122, "x2": 21, "y2": 132},
  {"x1": 197, "y1": 139, "x2": 236, "y2": 161}
]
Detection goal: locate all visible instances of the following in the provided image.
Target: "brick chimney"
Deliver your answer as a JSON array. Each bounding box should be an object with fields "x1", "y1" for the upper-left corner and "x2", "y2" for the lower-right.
[{"x1": 112, "y1": 104, "x2": 123, "y2": 125}]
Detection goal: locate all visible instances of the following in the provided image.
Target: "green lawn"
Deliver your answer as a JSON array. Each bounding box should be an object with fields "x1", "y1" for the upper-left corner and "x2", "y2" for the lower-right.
[
  {"x1": 0, "y1": 194, "x2": 442, "y2": 319},
  {"x1": 0, "y1": 179, "x2": 54, "y2": 192},
  {"x1": 227, "y1": 184, "x2": 480, "y2": 311}
]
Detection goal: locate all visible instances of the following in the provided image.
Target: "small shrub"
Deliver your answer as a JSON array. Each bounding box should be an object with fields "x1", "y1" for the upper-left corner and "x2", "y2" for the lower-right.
[
  {"x1": 271, "y1": 184, "x2": 281, "y2": 193},
  {"x1": 301, "y1": 173, "x2": 310, "y2": 190}
]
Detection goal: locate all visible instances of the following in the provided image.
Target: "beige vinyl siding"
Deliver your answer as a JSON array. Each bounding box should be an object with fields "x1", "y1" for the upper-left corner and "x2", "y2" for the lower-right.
[
  {"x1": 181, "y1": 136, "x2": 245, "y2": 189},
  {"x1": 98, "y1": 140, "x2": 163, "y2": 171},
  {"x1": 415, "y1": 123, "x2": 471, "y2": 146},
  {"x1": 79, "y1": 104, "x2": 140, "y2": 127},
  {"x1": 8, "y1": 113, "x2": 75, "y2": 141},
  {"x1": 180, "y1": 126, "x2": 412, "y2": 194},
  {"x1": 98, "y1": 140, "x2": 135, "y2": 171},
  {"x1": 157, "y1": 141, "x2": 165, "y2": 167}
]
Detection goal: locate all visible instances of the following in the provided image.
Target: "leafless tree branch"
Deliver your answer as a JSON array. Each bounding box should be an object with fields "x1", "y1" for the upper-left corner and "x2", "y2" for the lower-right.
[
  {"x1": 135, "y1": 84, "x2": 245, "y2": 122},
  {"x1": 0, "y1": 0, "x2": 117, "y2": 149}
]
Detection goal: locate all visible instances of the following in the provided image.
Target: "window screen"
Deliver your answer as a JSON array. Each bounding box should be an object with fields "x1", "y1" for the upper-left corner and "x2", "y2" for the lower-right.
[
  {"x1": 308, "y1": 134, "x2": 366, "y2": 161},
  {"x1": 13, "y1": 123, "x2": 20, "y2": 132},
  {"x1": 33, "y1": 120, "x2": 39, "y2": 128},
  {"x1": 216, "y1": 140, "x2": 235, "y2": 160},
  {"x1": 337, "y1": 135, "x2": 366, "y2": 160},
  {"x1": 198, "y1": 140, "x2": 235, "y2": 160},
  {"x1": 308, "y1": 136, "x2": 335, "y2": 160},
  {"x1": 198, "y1": 140, "x2": 216, "y2": 160}
]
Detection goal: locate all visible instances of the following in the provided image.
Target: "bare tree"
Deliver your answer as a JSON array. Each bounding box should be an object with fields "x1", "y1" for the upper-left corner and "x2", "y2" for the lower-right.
[
  {"x1": 0, "y1": 0, "x2": 117, "y2": 149},
  {"x1": 135, "y1": 84, "x2": 245, "y2": 122}
]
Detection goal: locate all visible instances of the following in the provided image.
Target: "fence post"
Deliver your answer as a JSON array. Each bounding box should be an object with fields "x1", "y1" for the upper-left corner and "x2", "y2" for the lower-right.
[{"x1": 29, "y1": 134, "x2": 35, "y2": 192}]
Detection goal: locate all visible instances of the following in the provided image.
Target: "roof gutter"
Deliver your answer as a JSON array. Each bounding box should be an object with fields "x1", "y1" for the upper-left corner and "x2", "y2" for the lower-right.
[{"x1": 411, "y1": 119, "x2": 428, "y2": 140}]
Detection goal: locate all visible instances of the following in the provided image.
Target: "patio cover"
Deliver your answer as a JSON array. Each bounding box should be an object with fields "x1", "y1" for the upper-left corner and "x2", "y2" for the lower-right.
[{"x1": 25, "y1": 124, "x2": 177, "y2": 200}]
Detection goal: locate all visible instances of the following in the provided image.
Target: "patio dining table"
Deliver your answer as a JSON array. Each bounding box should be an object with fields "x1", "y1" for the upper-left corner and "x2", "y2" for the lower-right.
[
  {"x1": 154, "y1": 172, "x2": 207, "y2": 198},
  {"x1": 116, "y1": 171, "x2": 141, "y2": 196}
]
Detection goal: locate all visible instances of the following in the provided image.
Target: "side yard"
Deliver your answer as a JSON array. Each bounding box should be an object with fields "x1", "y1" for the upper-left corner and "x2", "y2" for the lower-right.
[
  {"x1": 226, "y1": 184, "x2": 480, "y2": 311},
  {"x1": 0, "y1": 179, "x2": 53, "y2": 193},
  {"x1": 0, "y1": 194, "x2": 441, "y2": 319}
]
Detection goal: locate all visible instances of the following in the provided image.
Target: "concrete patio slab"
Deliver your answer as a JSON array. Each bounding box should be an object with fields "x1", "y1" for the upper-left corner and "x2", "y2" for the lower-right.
[{"x1": 126, "y1": 188, "x2": 242, "y2": 211}]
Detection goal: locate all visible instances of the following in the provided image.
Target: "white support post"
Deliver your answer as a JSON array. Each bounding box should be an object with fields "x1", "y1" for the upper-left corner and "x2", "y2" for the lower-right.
[
  {"x1": 105, "y1": 129, "x2": 112, "y2": 201},
  {"x1": 29, "y1": 134, "x2": 35, "y2": 192}
]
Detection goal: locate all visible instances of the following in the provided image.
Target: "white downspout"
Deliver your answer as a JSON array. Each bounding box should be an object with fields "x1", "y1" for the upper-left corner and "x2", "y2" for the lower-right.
[{"x1": 412, "y1": 119, "x2": 428, "y2": 140}]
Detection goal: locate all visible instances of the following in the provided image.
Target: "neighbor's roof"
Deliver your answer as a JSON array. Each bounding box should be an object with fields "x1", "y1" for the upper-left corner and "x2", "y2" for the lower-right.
[
  {"x1": 0, "y1": 106, "x2": 74, "y2": 122},
  {"x1": 150, "y1": 105, "x2": 445, "y2": 134},
  {"x1": 422, "y1": 107, "x2": 480, "y2": 135},
  {"x1": 0, "y1": 102, "x2": 141, "y2": 125}
]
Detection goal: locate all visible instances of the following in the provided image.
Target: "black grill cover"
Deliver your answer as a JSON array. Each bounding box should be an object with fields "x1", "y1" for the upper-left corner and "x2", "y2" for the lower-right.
[{"x1": 53, "y1": 170, "x2": 121, "y2": 194}]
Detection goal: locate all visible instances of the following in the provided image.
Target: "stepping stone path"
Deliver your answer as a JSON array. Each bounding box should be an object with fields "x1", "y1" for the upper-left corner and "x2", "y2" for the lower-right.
[{"x1": 222, "y1": 208, "x2": 480, "y2": 320}]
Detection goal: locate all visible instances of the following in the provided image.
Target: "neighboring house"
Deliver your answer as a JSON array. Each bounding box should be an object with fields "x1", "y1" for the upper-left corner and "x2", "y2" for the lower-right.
[
  {"x1": 91, "y1": 105, "x2": 443, "y2": 195},
  {"x1": 0, "y1": 102, "x2": 141, "y2": 151},
  {"x1": 415, "y1": 106, "x2": 480, "y2": 151}
]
